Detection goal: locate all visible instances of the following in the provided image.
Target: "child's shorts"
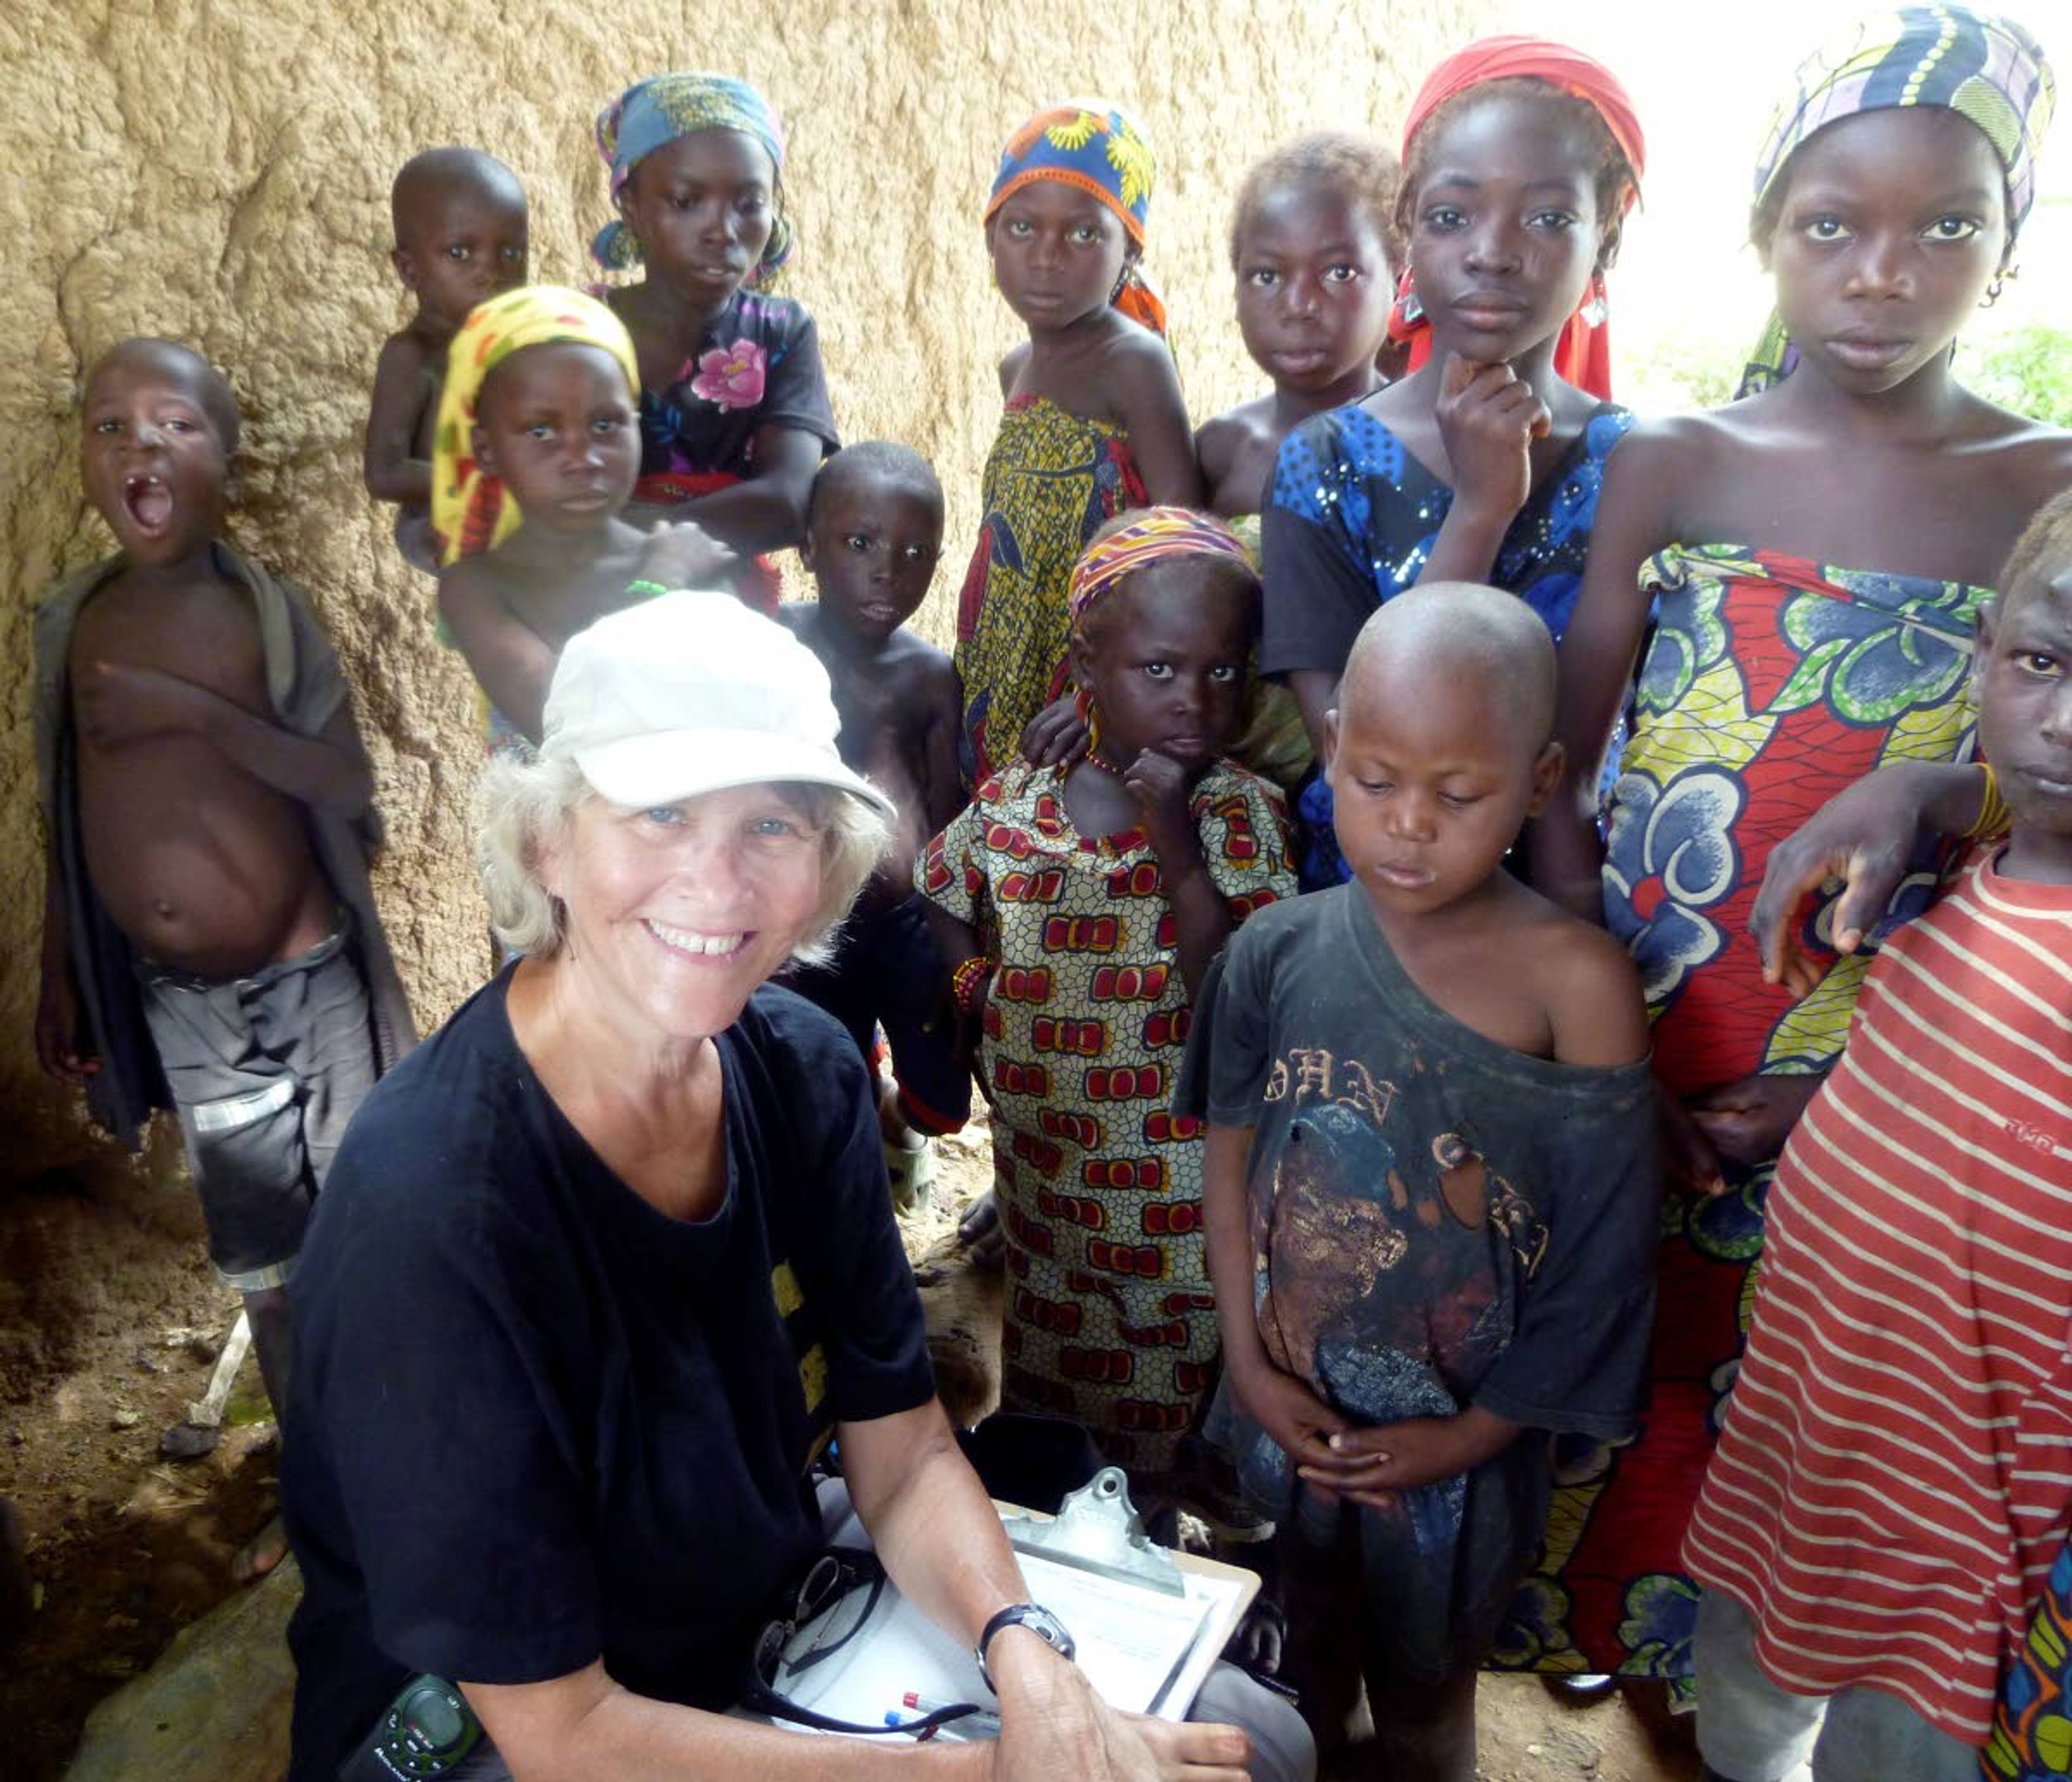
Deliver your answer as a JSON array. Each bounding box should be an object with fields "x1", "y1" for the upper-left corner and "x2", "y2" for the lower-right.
[
  {"x1": 1694, "y1": 1588, "x2": 1985, "y2": 1782},
  {"x1": 788, "y1": 894, "x2": 972, "y2": 1135},
  {"x1": 137, "y1": 920, "x2": 379, "y2": 1292}
]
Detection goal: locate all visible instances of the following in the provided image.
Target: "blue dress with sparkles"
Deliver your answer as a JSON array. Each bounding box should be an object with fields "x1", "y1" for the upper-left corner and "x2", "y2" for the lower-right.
[{"x1": 1259, "y1": 402, "x2": 1632, "y2": 887}]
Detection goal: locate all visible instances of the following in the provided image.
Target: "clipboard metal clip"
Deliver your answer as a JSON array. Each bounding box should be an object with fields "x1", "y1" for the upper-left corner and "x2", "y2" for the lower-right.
[{"x1": 1001, "y1": 1466, "x2": 1187, "y2": 1596}]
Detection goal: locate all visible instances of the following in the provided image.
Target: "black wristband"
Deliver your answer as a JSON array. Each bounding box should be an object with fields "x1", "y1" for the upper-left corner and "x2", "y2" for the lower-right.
[{"x1": 976, "y1": 1602, "x2": 1076, "y2": 1692}]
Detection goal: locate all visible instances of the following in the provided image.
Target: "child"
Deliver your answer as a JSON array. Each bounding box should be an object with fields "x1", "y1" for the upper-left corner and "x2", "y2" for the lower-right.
[
  {"x1": 777, "y1": 443, "x2": 970, "y2": 1205},
  {"x1": 956, "y1": 99, "x2": 1202, "y2": 784},
  {"x1": 1684, "y1": 490, "x2": 2072, "y2": 1780},
  {"x1": 1525, "y1": 5, "x2": 2067, "y2": 1691},
  {"x1": 919, "y1": 510, "x2": 1294, "y2": 1485},
  {"x1": 431, "y1": 284, "x2": 728, "y2": 744},
  {"x1": 1197, "y1": 132, "x2": 1403, "y2": 520},
  {"x1": 33, "y1": 338, "x2": 415, "y2": 1445},
  {"x1": 363, "y1": 147, "x2": 529, "y2": 572},
  {"x1": 1196, "y1": 131, "x2": 1404, "y2": 799},
  {"x1": 1180, "y1": 583, "x2": 1658, "y2": 1779},
  {"x1": 1258, "y1": 39, "x2": 1644, "y2": 888},
  {"x1": 591, "y1": 72, "x2": 840, "y2": 613}
]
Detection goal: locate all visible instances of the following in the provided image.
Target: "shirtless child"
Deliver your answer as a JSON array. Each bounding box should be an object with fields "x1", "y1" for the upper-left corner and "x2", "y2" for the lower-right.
[
  {"x1": 778, "y1": 443, "x2": 970, "y2": 1204},
  {"x1": 35, "y1": 339, "x2": 414, "y2": 1455},
  {"x1": 364, "y1": 148, "x2": 529, "y2": 570},
  {"x1": 433, "y1": 287, "x2": 732, "y2": 744}
]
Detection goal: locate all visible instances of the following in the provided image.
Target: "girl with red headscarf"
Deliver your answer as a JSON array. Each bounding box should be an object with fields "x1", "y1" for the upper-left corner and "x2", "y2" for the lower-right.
[{"x1": 1258, "y1": 38, "x2": 1645, "y2": 895}]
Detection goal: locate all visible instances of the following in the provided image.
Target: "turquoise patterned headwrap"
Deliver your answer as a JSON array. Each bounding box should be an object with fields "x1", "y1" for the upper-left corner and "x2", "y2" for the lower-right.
[{"x1": 591, "y1": 72, "x2": 794, "y2": 280}]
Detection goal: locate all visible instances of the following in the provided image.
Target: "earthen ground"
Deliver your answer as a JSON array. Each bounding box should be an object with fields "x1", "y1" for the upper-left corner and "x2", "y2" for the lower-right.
[{"x1": 0, "y1": 1119, "x2": 1698, "y2": 1779}]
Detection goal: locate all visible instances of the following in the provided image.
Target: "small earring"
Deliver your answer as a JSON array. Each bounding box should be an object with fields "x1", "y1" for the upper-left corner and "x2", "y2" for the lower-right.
[
  {"x1": 1579, "y1": 271, "x2": 1609, "y2": 329},
  {"x1": 1981, "y1": 264, "x2": 2015, "y2": 308},
  {"x1": 1399, "y1": 270, "x2": 1424, "y2": 326}
]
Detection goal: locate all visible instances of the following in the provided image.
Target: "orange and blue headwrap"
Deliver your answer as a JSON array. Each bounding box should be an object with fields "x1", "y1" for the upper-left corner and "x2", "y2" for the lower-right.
[
  {"x1": 1067, "y1": 508, "x2": 1256, "y2": 630},
  {"x1": 1387, "y1": 38, "x2": 1646, "y2": 400},
  {"x1": 592, "y1": 72, "x2": 793, "y2": 280},
  {"x1": 987, "y1": 100, "x2": 1168, "y2": 336}
]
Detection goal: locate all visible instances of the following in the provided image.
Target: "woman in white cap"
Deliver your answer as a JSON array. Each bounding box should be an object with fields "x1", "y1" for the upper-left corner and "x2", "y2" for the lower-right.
[{"x1": 279, "y1": 592, "x2": 1306, "y2": 1782}]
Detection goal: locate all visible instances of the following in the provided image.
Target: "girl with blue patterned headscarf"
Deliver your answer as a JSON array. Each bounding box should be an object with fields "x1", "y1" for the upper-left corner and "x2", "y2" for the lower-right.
[{"x1": 587, "y1": 71, "x2": 839, "y2": 610}]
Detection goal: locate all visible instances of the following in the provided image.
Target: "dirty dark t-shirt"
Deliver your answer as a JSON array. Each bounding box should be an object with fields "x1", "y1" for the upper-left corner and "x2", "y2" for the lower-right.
[
  {"x1": 281, "y1": 975, "x2": 932, "y2": 1777},
  {"x1": 1176, "y1": 885, "x2": 1658, "y2": 1674}
]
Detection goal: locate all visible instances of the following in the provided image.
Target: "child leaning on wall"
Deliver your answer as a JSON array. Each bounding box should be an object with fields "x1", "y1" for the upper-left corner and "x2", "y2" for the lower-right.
[{"x1": 34, "y1": 337, "x2": 415, "y2": 1452}]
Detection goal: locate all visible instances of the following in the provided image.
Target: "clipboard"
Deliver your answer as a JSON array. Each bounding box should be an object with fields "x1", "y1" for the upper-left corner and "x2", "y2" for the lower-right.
[{"x1": 770, "y1": 1468, "x2": 1259, "y2": 1735}]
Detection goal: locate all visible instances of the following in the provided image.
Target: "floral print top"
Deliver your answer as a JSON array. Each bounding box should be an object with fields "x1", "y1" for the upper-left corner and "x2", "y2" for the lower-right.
[{"x1": 630, "y1": 289, "x2": 838, "y2": 484}]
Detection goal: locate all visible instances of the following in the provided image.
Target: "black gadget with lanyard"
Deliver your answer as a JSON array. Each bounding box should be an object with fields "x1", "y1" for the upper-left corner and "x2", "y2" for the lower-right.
[{"x1": 741, "y1": 1546, "x2": 1001, "y2": 1737}]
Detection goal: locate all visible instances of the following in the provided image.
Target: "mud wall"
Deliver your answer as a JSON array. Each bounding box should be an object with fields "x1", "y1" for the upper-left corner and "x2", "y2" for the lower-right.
[{"x1": 2, "y1": 0, "x2": 1492, "y2": 1184}]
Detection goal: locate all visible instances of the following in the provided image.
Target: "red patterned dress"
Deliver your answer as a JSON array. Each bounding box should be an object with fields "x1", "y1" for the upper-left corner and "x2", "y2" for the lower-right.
[
  {"x1": 918, "y1": 759, "x2": 1294, "y2": 1475},
  {"x1": 1503, "y1": 542, "x2": 1992, "y2": 1690}
]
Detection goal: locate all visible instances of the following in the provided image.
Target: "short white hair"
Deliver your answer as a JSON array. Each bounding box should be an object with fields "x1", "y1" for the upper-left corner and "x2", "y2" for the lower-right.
[{"x1": 472, "y1": 752, "x2": 891, "y2": 965}]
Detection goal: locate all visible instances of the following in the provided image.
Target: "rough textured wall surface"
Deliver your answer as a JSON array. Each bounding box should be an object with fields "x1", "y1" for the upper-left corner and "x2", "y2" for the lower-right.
[{"x1": 2, "y1": 0, "x2": 1490, "y2": 1186}]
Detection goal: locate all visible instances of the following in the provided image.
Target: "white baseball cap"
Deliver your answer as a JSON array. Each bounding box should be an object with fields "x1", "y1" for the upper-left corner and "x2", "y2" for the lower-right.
[{"x1": 541, "y1": 590, "x2": 897, "y2": 820}]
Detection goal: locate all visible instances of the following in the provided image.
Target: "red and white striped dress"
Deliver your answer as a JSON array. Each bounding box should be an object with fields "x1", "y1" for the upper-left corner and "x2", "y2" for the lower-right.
[{"x1": 1684, "y1": 852, "x2": 2072, "y2": 1743}]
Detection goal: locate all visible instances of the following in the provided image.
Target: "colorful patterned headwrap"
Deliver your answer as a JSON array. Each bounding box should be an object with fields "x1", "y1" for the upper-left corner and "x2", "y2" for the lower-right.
[
  {"x1": 591, "y1": 72, "x2": 793, "y2": 279},
  {"x1": 1387, "y1": 37, "x2": 1646, "y2": 401},
  {"x1": 987, "y1": 100, "x2": 1168, "y2": 336},
  {"x1": 1739, "y1": 5, "x2": 2054, "y2": 394},
  {"x1": 1067, "y1": 508, "x2": 1256, "y2": 629},
  {"x1": 430, "y1": 285, "x2": 641, "y2": 567}
]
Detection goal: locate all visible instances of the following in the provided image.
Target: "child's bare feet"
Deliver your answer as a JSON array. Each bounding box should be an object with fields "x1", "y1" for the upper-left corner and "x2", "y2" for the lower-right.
[{"x1": 233, "y1": 1514, "x2": 288, "y2": 1585}]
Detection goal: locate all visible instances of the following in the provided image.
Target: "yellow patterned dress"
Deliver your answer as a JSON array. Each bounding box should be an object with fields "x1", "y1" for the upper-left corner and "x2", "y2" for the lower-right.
[
  {"x1": 954, "y1": 395, "x2": 1147, "y2": 782},
  {"x1": 918, "y1": 759, "x2": 1294, "y2": 1475}
]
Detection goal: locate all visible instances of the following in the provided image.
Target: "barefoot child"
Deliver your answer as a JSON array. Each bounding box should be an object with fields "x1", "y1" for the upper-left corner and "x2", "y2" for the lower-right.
[
  {"x1": 957, "y1": 99, "x2": 1202, "y2": 783},
  {"x1": 1685, "y1": 489, "x2": 2072, "y2": 1781},
  {"x1": 1528, "y1": 4, "x2": 2066, "y2": 1689},
  {"x1": 364, "y1": 148, "x2": 529, "y2": 573},
  {"x1": 592, "y1": 72, "x2": 840, "y2": 611},
  {"x1": 431, "y1": 284, "x2": 727, "y2": 744},
  {"x1": 33, "y1": 339, "x2": 415, "y2": 1441},
  {"x1": 1181, "y1": 584, "x2": 1658, "y2": 1779},
  {"x1": 1197, "y1": 132, "x2": 1403, "y2": 797},
  {"x1": 1260, "y1": 39, "x2": 1644, "y2": 888},
  {"x1": 920, "y1": 511, "x2": 1294, "y2": 1484},
  {"x1": 778, "y1": 443, "x2": 971, "y2": 1205}
]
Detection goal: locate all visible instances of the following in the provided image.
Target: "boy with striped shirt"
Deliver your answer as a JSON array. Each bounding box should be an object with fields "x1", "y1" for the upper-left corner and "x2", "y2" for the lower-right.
[{"x1": 1685, "y1": 493, "x2": 2072, "y2": 1782}]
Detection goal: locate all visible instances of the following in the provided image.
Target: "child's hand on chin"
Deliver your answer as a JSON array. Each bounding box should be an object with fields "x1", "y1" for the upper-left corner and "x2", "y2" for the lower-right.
[{"x1": 1122, "y1": 749, "x2": 1195, "y2": 849}]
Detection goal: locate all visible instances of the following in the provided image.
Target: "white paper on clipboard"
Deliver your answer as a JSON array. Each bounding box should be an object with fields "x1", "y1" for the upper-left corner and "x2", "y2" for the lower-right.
[{"x1": 768, "y1": 1511, "x2": 1257, "y2": 1735}]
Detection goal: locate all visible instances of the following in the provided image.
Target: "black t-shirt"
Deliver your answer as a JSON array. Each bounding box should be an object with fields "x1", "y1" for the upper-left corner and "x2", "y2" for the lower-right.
[
  {"x1": 1175, "y1": 887, "x2": 1659, "y2": 1674},
  {"x1": 281, "y1": 975, "x2": 933, "y2": 1777}
]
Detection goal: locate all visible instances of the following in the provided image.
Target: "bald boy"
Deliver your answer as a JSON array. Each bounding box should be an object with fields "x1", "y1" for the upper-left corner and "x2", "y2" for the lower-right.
[
  {"x1": 1180, "y1": 582, "x2": 1660, "y2": 1780},
  {"x1": 366, "y1": 147, "x2": 529, "y2": 568}
]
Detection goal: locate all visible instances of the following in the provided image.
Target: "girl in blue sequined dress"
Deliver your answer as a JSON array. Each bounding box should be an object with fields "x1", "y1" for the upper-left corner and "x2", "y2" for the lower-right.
[{"x1": 1260, "y1": 38, "x2": 1642, "y2": 887}]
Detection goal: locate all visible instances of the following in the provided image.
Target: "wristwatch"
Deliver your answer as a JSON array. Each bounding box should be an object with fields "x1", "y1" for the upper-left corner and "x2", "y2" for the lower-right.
[{"x1": 976, "y1": 1602, "x2": 1076, "y2": 1692}]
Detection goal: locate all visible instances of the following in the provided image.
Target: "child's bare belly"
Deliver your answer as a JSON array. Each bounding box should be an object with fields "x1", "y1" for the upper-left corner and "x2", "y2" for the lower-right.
[{"x1": 76, "y1": 737, "x2": 332, "y2": 979}]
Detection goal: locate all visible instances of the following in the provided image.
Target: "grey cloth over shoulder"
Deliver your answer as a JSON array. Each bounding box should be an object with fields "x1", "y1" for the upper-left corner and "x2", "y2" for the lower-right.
[{"x1": 32, "y1": 541, "x2": 416, "y2": 1147}]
